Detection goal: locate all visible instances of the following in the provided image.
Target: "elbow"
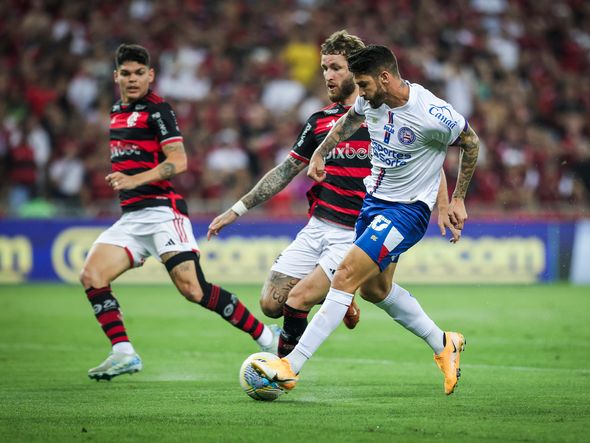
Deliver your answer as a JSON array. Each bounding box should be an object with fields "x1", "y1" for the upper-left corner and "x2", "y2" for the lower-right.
[{"x1": 176, "y1": 159, "x2": 188, "y2": 174}]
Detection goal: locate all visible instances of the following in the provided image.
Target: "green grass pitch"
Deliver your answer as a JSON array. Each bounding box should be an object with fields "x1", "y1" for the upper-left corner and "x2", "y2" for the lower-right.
[{"x1": 0, "y1": 283, "x2": 589, "y2": 442}]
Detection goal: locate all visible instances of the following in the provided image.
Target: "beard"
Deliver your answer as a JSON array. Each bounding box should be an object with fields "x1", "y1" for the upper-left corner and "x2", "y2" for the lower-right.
[
  {"x1": 367, "y1": 87, "x2": 387, "y2": 108},
  {"x1": 328, "y1": 75, "x2": 357, "y2": 103}
]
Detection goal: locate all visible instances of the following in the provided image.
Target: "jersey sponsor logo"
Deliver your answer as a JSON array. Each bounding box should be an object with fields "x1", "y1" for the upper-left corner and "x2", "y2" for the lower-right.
[
  {"x1": 127, "y1": 111, "x2": 140, "y2": 127},
  {"x1": 151, "y1": 112, "x2": 169, "y2": 135},
  {"x1": 369, "y1": 214, "x2": 392, "y2": 232},
  {"x1": 428, "y1": 105, "x2": 458, "y2": 129},
  {"x1": 383, "y1": 111, "x2": 395, "y2": 144},
  {"x1": 296, "y1": 123, "x2": 312, "y2": 147},
  {"x1": 323, "y1": 108, "x2": 340, "y2": 115},
  {"x1": 135, "y1": 104, "x2": 147, "y2": 110},
  {"x1": 370, "y1": 141, "x2": 411, "y2": 167},
  {"x1": 110, "y1": 141, "x2": 141, "y2": 159},
  {"x1": 169, "y1": 109, "x2": 180, "y2": 131},
  {"x1": 397, "y1": 126, "x2": 416, "y2": 145},
  {"x1": 325, "y1": 144, "x2": 370, "y2": 160}
]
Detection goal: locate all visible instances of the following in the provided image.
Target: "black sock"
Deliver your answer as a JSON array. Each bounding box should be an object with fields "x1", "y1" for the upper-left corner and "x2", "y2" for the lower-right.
[
  {"x1": 278, "y1": 304, "x2": 309, "y2": 357},
  {"x1": 86, "y1": 286, "x2": 130, "y2": 346}
]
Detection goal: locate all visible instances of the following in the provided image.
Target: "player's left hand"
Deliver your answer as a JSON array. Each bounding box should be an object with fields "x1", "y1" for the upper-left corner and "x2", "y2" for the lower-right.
[
  {"x1": 308, "y1": 153, "x2": 326, "y2": 182},
  {"x1": 448, "y1": 197, "x2": 468, "y2": 231},
  {"x1": 106, "y1": 172, "x2": 135, "y2": 191},
  {"x1": 437, "y1": 206, "x2": 461, "y2": 243}
]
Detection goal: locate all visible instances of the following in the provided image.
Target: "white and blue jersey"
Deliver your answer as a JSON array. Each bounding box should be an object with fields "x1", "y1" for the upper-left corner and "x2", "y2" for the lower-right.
[{"x1": 353, "y1": 82, "x2": 467, "y2": 270}]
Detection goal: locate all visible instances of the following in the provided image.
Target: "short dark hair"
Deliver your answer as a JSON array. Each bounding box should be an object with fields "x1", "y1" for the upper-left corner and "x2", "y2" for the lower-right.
[
  {"x1": 115, "y1": 44, "x2": 150, "y2": 68},
  {"x1": 321, "y1": 30, "x2": 365, "y2": 57},
  {"x1": 347, "y1": 45, "x2": 399, "y2": 78}
]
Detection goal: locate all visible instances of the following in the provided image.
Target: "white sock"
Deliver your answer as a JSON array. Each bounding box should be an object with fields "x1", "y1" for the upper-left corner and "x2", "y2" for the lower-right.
[
  {"x1": 286, "y1": 288, "x2": 353, "y2": 374},
  {"x1": 112, "y1": 341, "x2": 135, "y2": 355},
  {"x1": 375, "y1": 284, "x2": 444, "y2": 354},
  {"x1": 256, "y1": 325, "x2": 272, "y2": 347}
]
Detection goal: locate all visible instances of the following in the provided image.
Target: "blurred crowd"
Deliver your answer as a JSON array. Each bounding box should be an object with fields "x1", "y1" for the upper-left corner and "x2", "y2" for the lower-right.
[{"x1": 0, "y1": 0, "x2": 589, "y2": 219}]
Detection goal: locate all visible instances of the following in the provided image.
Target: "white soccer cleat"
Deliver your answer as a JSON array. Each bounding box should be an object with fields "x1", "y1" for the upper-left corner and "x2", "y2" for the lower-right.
[
  {"x1": 259, "y1": 324, "x2": 281, "y2": 355},
  {"x1": 88, "y1": 351, "x2": 143, "y2": 381}
]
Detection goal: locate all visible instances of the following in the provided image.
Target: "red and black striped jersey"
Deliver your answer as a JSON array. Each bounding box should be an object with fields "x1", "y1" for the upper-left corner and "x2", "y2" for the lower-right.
[
  {"x1": 290, "y1": 103, "x2": 371, "y2": 228},
  {"x1": 109, "y1": 90, "x2": 188, "y2": 215}
]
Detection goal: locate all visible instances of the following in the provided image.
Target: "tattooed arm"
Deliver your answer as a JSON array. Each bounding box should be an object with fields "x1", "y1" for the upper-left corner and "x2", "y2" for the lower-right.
[
  {"x1": 241, "y1": 156, "x2": 307, "y2": 208},
  {"x1": 207, "y1": 155, "x2": 307, "y2": 239},
  {"x1": 448, "y1": 124, "x2": 480, "y2": 230},
  {"x1": 307, "y1": 108, "x2": 365, "y2": 182},
  {"x1": 106, "y1": 141, "x2": 187, "y2": 191}
]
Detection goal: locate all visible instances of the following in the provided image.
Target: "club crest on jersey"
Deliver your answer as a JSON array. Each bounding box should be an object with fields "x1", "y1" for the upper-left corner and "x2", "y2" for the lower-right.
[
  {"x1": 397, "y1": 127, "x2": 416, "y2": 145},
  {"x1": 127, "y1": 111, "x2": 140, "y2": 127}
]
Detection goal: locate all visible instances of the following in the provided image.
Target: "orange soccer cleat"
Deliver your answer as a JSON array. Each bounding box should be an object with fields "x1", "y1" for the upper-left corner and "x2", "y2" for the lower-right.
[
  {"x1": 251, "y1": 357, "x2": 299, "y2": 391},
  {"x1": 433, "y1": 331, "x2": 466, "y2": 395}
]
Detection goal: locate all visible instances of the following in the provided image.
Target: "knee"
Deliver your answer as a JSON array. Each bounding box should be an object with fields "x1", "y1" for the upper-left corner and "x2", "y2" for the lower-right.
[
  {"x1": 178, "y1": 279, "x2": 204, "y2": 304},
  {"x1": 259, "y1": 295, "x2": 283, "y2": 318},
  {"x1": 79, "y1": 265, "x2": 105, "y2": 289},
  {"x1": 332, "y1": 262, "x2": 358, "y2": 293}
]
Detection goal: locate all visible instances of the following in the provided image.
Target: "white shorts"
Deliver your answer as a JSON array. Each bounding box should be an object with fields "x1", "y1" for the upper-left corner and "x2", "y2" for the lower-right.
[
  {"x1": 94, "y1": 207, "x2": 199, "y2": 267},
  {"x1": 271, "y1": 216, "x2": 355, "y2": 282}
]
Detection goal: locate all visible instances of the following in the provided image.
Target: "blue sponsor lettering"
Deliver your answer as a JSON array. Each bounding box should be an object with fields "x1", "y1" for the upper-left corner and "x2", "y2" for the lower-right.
[
  {"x1": 370, "y1": 141, "x2": 411, "y2": 167},
  {"x1": 428, "y1": 105, "x2": 458, "y2": 129}
]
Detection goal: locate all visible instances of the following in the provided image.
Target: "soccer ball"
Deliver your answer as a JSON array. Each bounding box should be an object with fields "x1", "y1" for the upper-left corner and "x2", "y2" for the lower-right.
[{"x1": 239, "y1": 352, "x2": 284, "y2": 401}]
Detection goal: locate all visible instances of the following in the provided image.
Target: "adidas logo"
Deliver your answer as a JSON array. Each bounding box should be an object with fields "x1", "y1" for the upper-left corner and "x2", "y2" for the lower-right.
[{"x1": 165, "y1": 239, "x2": 176, "y2": 246}]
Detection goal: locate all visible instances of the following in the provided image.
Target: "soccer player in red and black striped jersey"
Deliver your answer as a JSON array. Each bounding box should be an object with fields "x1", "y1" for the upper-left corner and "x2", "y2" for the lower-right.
[
  {"x1": 208, "y1": 31, "x2": 459, "y2": 358},
  {"x1": 80, "y1": 44, "x2": 280, "y2": 381}
]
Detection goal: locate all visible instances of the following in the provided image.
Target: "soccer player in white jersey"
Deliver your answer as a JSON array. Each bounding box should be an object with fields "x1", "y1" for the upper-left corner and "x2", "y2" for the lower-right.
[
  {"x1": 253, "y1": 45, "x2": 480, "y2": 395},
  {"x1": 208, "y1": 32, "x2": 460, "y2": 359}
]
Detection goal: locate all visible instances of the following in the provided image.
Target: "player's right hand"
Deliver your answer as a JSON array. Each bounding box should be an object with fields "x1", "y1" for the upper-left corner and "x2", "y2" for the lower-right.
[
  {"x1": 437, "y1": 206, "x2": 461, "y2": 243},
  {"x1": 207, "y1": 210, "x2": 238, "y2": 240},
  {"x1": 307, "y1": 153, "x2": 326, "y2": 182}
]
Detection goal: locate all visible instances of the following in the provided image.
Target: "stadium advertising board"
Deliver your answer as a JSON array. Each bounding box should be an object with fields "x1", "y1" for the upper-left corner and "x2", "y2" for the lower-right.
[{"x1": 0, "y1": 219, "x2": 576, "y2": 284}]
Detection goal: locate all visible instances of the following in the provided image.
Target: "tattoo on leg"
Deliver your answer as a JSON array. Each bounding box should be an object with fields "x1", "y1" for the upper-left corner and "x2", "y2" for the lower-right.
[
  {"x1": 263, "y1": 272, "x2": 299, "y2": 308},
  {"x1": 170, "y1": 261, "x2": 191, "y2": 279}
]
